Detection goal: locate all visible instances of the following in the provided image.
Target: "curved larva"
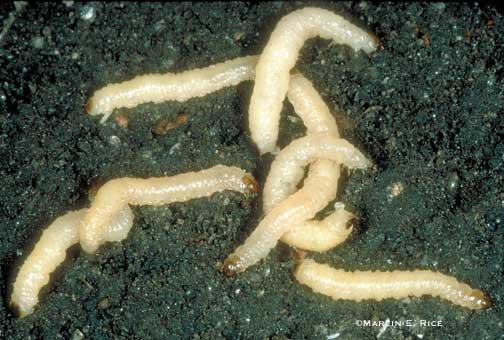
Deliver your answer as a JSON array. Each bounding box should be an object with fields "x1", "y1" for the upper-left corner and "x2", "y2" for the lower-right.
[
  {"x1": 80, "y1": 165, "x2": 258, "y2": 253},
  {"x1": 262, "y1": 133, "x2": 371, "y2": 215},
  {"x1": 86, "y1": 55, "x2": 258, "y2": 123},
  {"x1": 248, "y1": 7, "x2": 378, "y2": 154},
  {"x1": 101, "y1": 204, "x2": 135, "y2": 242},
  {"x1": 278, "y1": 158, "x2": 357, "y2": 252},
  {"x1": 295, "y1": 259, "x2": 492, "y2": 310},
  {"x1": 281, "y1": 207, "x2": 355, "y2": 252},
  {"x1": 264, "y1": 73, "x2": 340, "y2": 213},
  {"x1": 11, "y1": 206, "x2": 134, "y2": 318},
  {"x1": 10, "y1": 210, "x2": 86, "y2": 317},
  {"x1": 222, "y1": 162, "x2": 339, "y2": 276},
  {"x1": 286, "y1": 73, "x2": 340, "y2": 138},
  {"x1": 274, "y1": 73, "x2": 355, "y2": 251},
  {"x1": 222, "y1": 143, "x2": 370, "y2": 276}
]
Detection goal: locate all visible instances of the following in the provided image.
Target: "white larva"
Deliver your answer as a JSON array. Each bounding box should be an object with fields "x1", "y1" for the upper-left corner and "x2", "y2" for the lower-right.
[
  {"x1": 86, "y1": 55, "x2": 258, "y2": 123},
  {"x1": 11, "y1": 206, "x2": 133, "y2": 318},
  {"x1": 286, "y1": 73, "x2": 340, "y2": 138},
  {"x1": 248, "y1": 7, "x2": 379, "y2": 154},
  {"x1": 277, "y1": 158, "x2": 357, "y2": 252},
  {"x1": 222, "y1": 161, "x2": 341, "y2": 276},
  {"x1": 222, "y1": 137, "x2": 371, "y2": 275},
  {"x1": 11, "y1": 165, "x2": 256, "y2": 317},
  {"x1": 10, "y1": 210, "x2": 86, "y2": 318},
  {"x1": 262, "y1": 133, "x2": 371, "y2": 217},
  {"x1": 263, "y1": 73, "x2": 340, "y2": 213},
  {"x1": 268, "y1": 73, "x2": 356, "y2": 251},
  {"x1": 80, "y1": 165, "x2": 258, "y2": 253},
  {"x1": 87, "y1": 61, "x2": 359, "y2": 252},
  {"x1": 281, "y1": 207, "x2": 355, "y2": 252},
  {"x1": 294, "y1": 259, "x2": 492, "y2": 310}
]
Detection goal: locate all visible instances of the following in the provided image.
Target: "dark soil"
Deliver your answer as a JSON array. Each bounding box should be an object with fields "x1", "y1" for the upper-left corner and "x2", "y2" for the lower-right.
[{"x1": 0, "y1": 2, "x2": 502, "y2": 339}]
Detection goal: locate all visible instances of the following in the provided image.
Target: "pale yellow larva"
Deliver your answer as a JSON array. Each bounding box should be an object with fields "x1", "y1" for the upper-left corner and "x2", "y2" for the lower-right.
[
  {"x1": 11, "y1": 210, "x2": 85, "y2": 318},
  {"x1": 11, "y1": 205, "x2": 133, "y2": 318},
  {"x1": 277, "y1": 158, "x2": 358, "y2": 252},
  {"x1": 282, "y1": 208, "x2": 355, "y2": 252},
  {"x1": 269, "y1": 73, "x2": 356, "y2": 252},
  {"x1": 222, "y1": 161, "x2": 341, "y2": 276},
  {"x1": 248, "y1": 7, "x2": 379, "y2": 154},
  {"x1": 86, "y1": 55, "x2": 258, "y2": 123},
  {"x1": 263, "y1": 73, "x2": 341, "y2": 213},
  {"x1": 12, "y1": 165, "x2": 256, "y2": 317},
  {"x1": 286, "y1": 73, "x2": 340, "y2": 138},
  {"x1": 80, "y1": 165, "x2": 258, "y2": 253},
  {"x1": 222, "y1": 137, "x2": 371, "y2": 275},
  {"x1": 87, "y1": 52, "x2": 358, "y2": 253},
  {"x1": 295, "y1": 259, "x2": 492, "y2": 310},
  {"x1": 262, "y1": 133, "x2": 371, "y2": 217}
]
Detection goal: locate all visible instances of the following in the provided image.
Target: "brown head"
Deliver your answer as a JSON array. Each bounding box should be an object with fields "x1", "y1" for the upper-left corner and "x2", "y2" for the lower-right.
[
  {"x1": 471, "y1": 290, "x2": 492, "y2": 310},
  {"x1": 241, "y1": 174, "x2": 260, "y2": 194},
  {"x1": 221, "y1": 255, "x2": 242, "y2": 278},
  {"x1": 371, "y1": 33, "x2": 383, "y2": 50},
  {"x1": 84, "y1": 98, "x2": 94, "y2": 114}
]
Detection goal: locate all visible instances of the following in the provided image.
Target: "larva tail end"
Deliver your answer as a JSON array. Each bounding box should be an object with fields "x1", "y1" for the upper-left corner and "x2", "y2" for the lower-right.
[
  {"x1": 371, "y1": 34, "x2": 382, "y2": 49},
  {"x1": 9, "y1": 301, "x2": 28, "y2": 318},
  {"x1": 471, "y1": 290, "x2": 492, "y2": 309},
  {"x1": 292, "y1": 258, "x2": 309, "y2": 280},
  {"x1": 346, "y1": 215, "x2": 358, "y2": 230},
  {"x1": 84, "y1": 98, "x2": 94, "y2": 115},
  {"x1": 221, "y1": 255, "x2": 242, "y2": 277},
  {"x1": 242, "y1": 174, "x2": 260, "y2": 194}
]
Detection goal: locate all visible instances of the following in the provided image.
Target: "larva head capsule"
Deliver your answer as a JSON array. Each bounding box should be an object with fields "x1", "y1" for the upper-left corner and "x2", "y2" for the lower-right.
[
  {"x1": 241, "y1": 174, "x2": 260, "y2": 194},
  {"x1": 84, "y1": 98, "x2": 95, "y2": 115},
  {"x1": 371, "y1": 34, "x2": 382, "y2": 50},
  {"x1": 470, "y1": 290, "x2": 492, "y2": 309},
  {"x1": 85, "y1": 98, "x2": 112, "y2": 123},
  {"x1": 221, "y1": 255, "x2": 243, "y2": 277}
]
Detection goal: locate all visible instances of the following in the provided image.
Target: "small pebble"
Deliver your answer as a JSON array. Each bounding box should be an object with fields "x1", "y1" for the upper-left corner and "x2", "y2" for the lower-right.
[
  {"x1": 80, "y1": 5, "x2": 96, "y2": 21},
  {"x1": 153, "y1": 113, "x2": 188, "y2": 135},
  {"x1": 31, "y1": 36, "x2": 45, "y2": 49},
  {"x1": 97, "y1": 297, "x2": 109, "y2": 309},
  {"x1": 387, "y1": 181, "x2": 404, "y2": 199},
  {"x1": 71, "y1": 329, "x2": 84, "y2": 340},
  {"x1": 432, "y1": 3, "x2": 446, "y2": 12},
  {"x1": 14, "y1": 2, "x2": 27, "y2": 11},
  {"x1": 114, "y1": 114, "x2": 129, "y2": 129},
  {"x1": 446, "y1": 172, "x2": 460, "y2": 192},
  {"x1": 42, "y1": 26, "x2": 51, "y2": 37},
  {"x1": 108, "y1": 135, "x2": 121, "y2": 146}
]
